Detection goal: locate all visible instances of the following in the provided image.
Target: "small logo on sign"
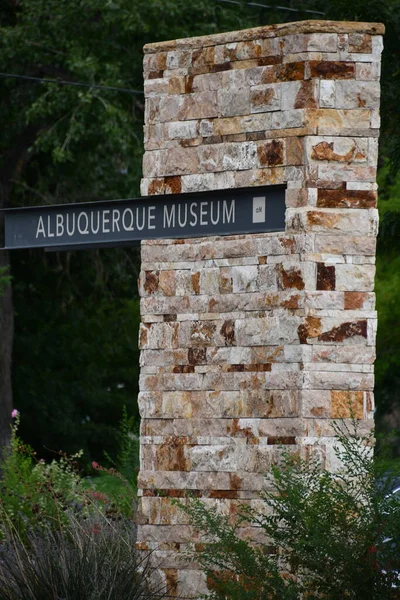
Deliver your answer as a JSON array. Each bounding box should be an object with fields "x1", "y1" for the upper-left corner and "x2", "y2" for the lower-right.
[{"x1": 252, "y1": 196, "x2": 266, "y2": 223}]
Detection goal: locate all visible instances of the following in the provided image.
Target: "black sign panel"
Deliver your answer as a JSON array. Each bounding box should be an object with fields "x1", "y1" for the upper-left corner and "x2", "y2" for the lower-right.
[{"x1": 3, "y1": 185, "x2": 286, "y2": 251}]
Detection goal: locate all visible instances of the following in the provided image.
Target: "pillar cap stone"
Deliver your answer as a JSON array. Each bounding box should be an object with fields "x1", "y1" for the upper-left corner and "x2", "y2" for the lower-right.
[{"x1": 144, "y1": 19, "x2": 385, "y2": 54}]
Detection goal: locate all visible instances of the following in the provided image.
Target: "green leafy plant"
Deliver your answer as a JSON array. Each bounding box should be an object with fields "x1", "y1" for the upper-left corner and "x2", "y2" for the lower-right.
[
  {"x1": 0, "y1": 411, "x2": 86, "y2": 537},
  {"x1": 180, "y1": 426, "x2": 400, "y2": 599},
  {"x1": 87, "y1": 405, "x2": 139, "y2": 517}
]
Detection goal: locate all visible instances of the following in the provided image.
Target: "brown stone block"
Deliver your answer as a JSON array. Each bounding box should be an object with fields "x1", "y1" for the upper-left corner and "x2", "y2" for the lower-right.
[
  {"x1": 246, "y1": 131, "x2": 266, "y2": 142},
  {"x1": 310, "y1": 61, "x2": 355, "y2": 79},
  {"x1": 155, "y1": 439, "x2": 191, "y2": 472},
  {"x1": 294, "y1": 80, "x2": 318, "y2": 109},
  {"x1": 318, "y1": 320, "x2": 367, "y2": 343},
  {"x1": 164, "y1": 175, "x2": 182, "y2": 194},
  {"x1": 317, "y1": 189, "x2": 376, "y2": 208},
  {"x1": 192, "y1": 46, "x2": 215, "y2": 68},
  {"x1": 267, "y1": 436, "x2": 296, "y2": 445},
  {"x1": 144, "y1": 271, "x2": 160, "y2": 294},
  {"x1": 298, "y1": 316, "x2": 322, "y2": 344},
  {"x1": 250, "y1": 86, "x2": 280, "y2": 113},
  {"x1": 261, "y1": 61, "x2": 305, "y2": 84},
  {"x1": 144, "y1": 52, "x2": 167, "y2": 73},
  {"x1": 226, "y1": 364, "x2": 271, "y2": 372},
  {"x1": 344, "y1": 291, "x2": 370, "y2": 310},
  {"x1": 286, "y1": 137, "x2": 304, "y2": 165},
  {"x1": 317, "y1": 263, "x2": 336, "y2": 291},
  {"x1": 188, "y1": 348, "x2": 207, "y2": 365},
  {"x1": 277, "y1": 265, "x2": 305, "y2": 290},
  {"x1": 312, "y1": 141, "x2": 354, "y2": 162},
  {"x1": 190, "y1": 321, "x2": 217, "y2": 345},
  {"x1": 257, "y1": 140, "x2": 284, "y2": 166},
  {"x1": 220, "y1": 319, "x2": 236, "y2": 346},
  {"x1": 306, "y1": 211, "x2": 342, "y2": 230},
  {"x1": 331, "y1": 390, "x2": 364, "y2": 419},
  {"x1": 147, "y1": 178, "x2": 166, "y2": 195}
]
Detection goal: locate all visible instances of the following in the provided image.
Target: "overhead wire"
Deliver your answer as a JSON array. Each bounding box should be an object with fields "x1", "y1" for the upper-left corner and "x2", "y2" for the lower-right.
[
  {"x1": 0, "y1": 72, "x2": 144, "y2": 95},
  {"x1": 215, "y1": 0, "x2": 325, "y2": 15},
  {"x1": 0, "y1": 0, "x2": 325, "y2": 92}
]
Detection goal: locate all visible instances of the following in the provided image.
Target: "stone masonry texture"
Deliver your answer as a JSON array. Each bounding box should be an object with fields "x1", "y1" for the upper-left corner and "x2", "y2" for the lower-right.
[{"x1": 138, "y1": 20, "x2": 384, "y2": 597}]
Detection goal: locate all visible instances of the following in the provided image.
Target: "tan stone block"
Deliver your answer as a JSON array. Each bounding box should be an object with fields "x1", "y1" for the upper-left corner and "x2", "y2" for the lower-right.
[
  {"x1": 285, "y1": 137, "x2": 304, "y2": 165},
  {"x1": 218, "y1": 86, "x2": 250, "y2": 117},
  {"x1": 305, "y1": 108, "x2": 371, "y2": 132},
  {"x1": 335, "y1": 264, "x2": 375, "y2": 291},
  {"x1": 335, "y1": 81, "x2": 380, "y2": 109},
  {"x1": 304, "y1": 371, "x2": 373, "y2": 391},
  {"x1": 331, "y1": 390, "x2": 364, "y2": 418},
  {"x1": 178, "y1": 91, "x2": 218, "y2": 120},
  {"x1": 287, "y1": 207, "x2": 378, "y2": 236},
  {"x1": 301, "y1": 390, "x2": 331, "y2": 418},
  {"x1": 311, "y1": 345, "x2": 376, "y2": 364},
  {"x1": 320, "y1": 80, "x2": 336, "y2": 108},
  {"x1": 314, "y1": 235, "x2": 376, "y2": 255},
  {"x1": 159, "y1": 271, "x2": 176, "y2": 296}
]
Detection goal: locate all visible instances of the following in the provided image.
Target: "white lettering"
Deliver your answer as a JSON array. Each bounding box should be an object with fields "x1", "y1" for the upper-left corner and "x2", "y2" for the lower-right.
[
  {"x1": 163, "y1": 205, "x2": 175, "y2": 228},
  {"x1": 56, "y1": 214, "x2": 64, "y2": 237},
  {"x1": 136, "y1": 207, "x2": 145, "y2": 231},
  {"x1": 148, "y1": 206, "x2": 156, "y2": 229},
  {"x1": 47, "y1": 215, "x2": 55, "y2": 238},
  {"x1": 178, "y1": 203, "x2": 187, "y2": 228},
  {"x1": 223, "y1": 199, "x2": 235, "y2": 224},
  {"x1": 102, "y1": 210, "x2": 110, "y2": 233},
  {"x1": 77, "y1": 212, "x2": 89, "y2": 235},
  {"x1": 66, "y1": 213, "x2": 75, "y2": 236},
  {"x1": 112, "y1": 209, "x2": 120, "y2": 232},
  {"x1": 200, "y1": 202, "x2": 208, "y2": 226},
  {"x1": 36, "y1": 216, "x2": 46, "y2": 238},
  {"x1": 122, "y1": 208, "x2": 134, "y2": 231},
  {"x1": 210, "y1": 201, "x2": 220, "y2": 225},
  {"x1": 91, "y1": 211, "x2": 100, "y2": 234},
  {"x1": 189, "y1": 202, "x2": 198, "y2": 227}
]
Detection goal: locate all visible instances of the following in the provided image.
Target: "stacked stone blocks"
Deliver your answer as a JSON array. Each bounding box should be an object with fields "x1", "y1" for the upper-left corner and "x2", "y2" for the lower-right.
[{"x1": 138, "y1": 20, "x2": 384, "y2": 597}]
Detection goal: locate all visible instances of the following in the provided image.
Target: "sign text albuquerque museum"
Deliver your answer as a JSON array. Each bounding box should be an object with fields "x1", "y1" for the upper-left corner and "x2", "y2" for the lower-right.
[{"x1": 4, "y1": 18, "x2": 384, "y2": 598}]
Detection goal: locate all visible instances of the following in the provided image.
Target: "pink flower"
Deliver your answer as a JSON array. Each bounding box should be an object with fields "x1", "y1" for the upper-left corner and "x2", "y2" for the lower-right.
[
  {"x1": 11, "y1": 409, "x2": 18, "y2": 419},
  {"x1": 91, "y1": 461, "x2": 100, "y2": 470}
]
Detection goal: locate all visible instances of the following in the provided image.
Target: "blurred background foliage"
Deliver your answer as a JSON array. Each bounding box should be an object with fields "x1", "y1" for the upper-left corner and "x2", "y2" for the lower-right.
[{"x1": 0, "y1": 0, "x2": 399, "y2": 465}]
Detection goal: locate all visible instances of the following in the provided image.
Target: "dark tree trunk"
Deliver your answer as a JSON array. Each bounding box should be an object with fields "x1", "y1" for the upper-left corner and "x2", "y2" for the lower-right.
[
  {"x1": 0, "y1": 123, "x2": 47, "y2": 452},
  {"x1": 0, "y1": 248, "x2": 13, "y2": 448},
  {"x1": 0, "y1": 178, "x2": 13, "y2": 450}
]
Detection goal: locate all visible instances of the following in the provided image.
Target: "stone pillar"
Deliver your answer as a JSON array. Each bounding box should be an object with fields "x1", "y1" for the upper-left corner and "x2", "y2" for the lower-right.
[{"x1": 137, "y1": 20, "x2": 384, "y2": 597}]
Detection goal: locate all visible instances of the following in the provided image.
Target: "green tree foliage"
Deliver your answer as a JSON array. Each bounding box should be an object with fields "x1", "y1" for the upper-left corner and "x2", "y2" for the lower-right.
[
  {"x1": 181, "y1": 426, "x2": 400, "y2": 599},
  {"x1": 1, "y1": 0, "x2": 400, "y2": 458},
  {"x1": 0, "y1": 0, "x2": 257, "y2": 459}
]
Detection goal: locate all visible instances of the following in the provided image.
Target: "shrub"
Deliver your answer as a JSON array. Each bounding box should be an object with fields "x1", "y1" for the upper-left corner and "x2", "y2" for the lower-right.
[
  {"x1": 180, "y1": 425, "x2": 400, "y2": 600},
  {"x1": 0, "y1": 515, "x2": 165, "y2": 600},
  {"x1": 0, "y1": 411, "x2": 85, "y2": 536}
]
